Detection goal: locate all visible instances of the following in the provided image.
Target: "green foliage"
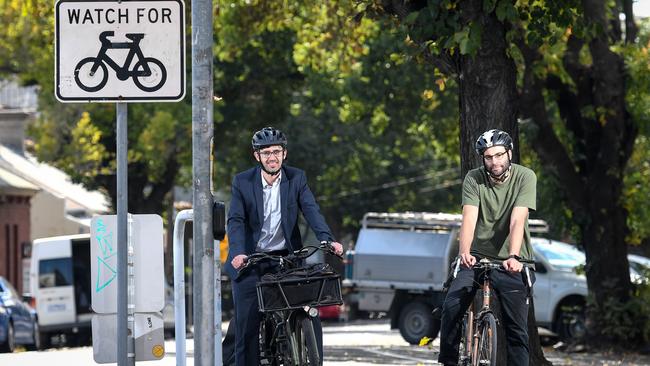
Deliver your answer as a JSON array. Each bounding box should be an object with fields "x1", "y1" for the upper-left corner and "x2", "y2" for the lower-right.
[
  {"x1": 212, "y1": 1, "x2": 462, "y2": 233},
  {"x1": 587, "y1": 280, "x2": 650, "y2": 347},
  {"x1": 624, "y1": 136, "x2": 650, "y2": 246}
]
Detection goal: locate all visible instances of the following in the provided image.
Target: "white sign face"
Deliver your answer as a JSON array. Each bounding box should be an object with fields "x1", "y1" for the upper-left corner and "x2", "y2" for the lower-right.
[
  {"x1": 92, "y1": 312, "x2": 165, "y2": 363},
  {"x1": 90, "y1": 214, "x2": 165, "y2": 313},
  {"x1": 55, "y1": 0, "x2": 185, "y2": 102}
]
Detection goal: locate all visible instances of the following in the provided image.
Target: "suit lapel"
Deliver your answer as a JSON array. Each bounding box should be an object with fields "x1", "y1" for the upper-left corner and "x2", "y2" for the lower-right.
[
  {"x1": 253, "y1": 167, "x2": 264, "y2": 225},
  {"x1": 280, "y1": 167, "x2": 289, "y2": 244}
]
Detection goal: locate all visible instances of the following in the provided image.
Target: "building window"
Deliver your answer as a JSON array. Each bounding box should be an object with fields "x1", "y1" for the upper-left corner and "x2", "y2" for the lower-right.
[{"x1": 13, "y1": 224, "x2": 18, "y2": 285}]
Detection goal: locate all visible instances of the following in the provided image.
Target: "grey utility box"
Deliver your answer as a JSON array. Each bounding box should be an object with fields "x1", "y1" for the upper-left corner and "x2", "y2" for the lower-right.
[{"x1": 353, "y1": 228, "x2": 452, "y2": 285}]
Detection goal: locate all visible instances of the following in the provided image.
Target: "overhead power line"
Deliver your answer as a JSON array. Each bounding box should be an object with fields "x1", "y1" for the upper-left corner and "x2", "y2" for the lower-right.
[{"x1": 317, "y1": 167, "x2": 461, "y2": 202}]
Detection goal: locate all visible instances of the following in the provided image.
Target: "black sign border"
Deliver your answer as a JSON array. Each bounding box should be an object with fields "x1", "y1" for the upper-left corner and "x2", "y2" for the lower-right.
[{"x1": 54, "y1": 0, "x2": 186, "y2": 103}]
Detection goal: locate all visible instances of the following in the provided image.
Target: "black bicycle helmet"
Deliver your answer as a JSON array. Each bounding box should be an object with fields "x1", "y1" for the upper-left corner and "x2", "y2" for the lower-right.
[
  {"x1": 475, "y1": 129, "x2": 513, "y2": 155},
  {"x1": 251, "y1": 127, "x2": 288, "y2": 150}
]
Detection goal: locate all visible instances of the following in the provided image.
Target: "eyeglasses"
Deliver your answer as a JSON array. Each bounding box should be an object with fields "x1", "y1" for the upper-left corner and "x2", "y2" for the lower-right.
[
  {"x1": 483, "y1": 151, "x2": 508, "y2": 162},
  {"x1": 258, "y1": 149, "x2": 284, "y2": 159}
]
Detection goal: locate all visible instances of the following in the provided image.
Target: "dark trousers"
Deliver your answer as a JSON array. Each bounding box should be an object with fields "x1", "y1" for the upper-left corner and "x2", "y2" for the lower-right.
[
  {"x1": 230, "y1": 261, "x2": 324, "y2": 366},
  {"x1": 438, "y1": 266, "x2": 534, "y2": 366}
]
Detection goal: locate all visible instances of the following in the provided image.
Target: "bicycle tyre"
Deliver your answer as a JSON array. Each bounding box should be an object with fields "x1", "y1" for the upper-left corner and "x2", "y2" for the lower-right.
[
  {"x1": 294, "y1": 313, "x2": 320, "y2": 365},
  {"x1": 258, "y1": 316, "x2": 279, "y2": 366},
  {"x1": 474, "y1": 312, "x2": 498, "y2": 366},
  {"x1": 133, "y1": 57, "x2": 167, "y2": 92},
  {"x1": 457, "y1": 313, "x2": 471, "y2": 366},
  {"x1": 74, "y1": 57, "x2": 108, "y2": 92}
]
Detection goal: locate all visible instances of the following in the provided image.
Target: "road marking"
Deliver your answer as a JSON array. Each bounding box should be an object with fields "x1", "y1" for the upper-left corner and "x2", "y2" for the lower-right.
[{"x1": 361, "y1": 348, "x2": 437, "y2": 364}]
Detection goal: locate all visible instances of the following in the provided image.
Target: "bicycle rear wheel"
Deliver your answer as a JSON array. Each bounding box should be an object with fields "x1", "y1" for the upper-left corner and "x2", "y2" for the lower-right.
[
  {"x1": 458, "y1": 313, "x2": 471, "y2": 366},
  {"x1": 474, "y1": 312, "x2": 498, "y2": 366},
  {"x1": 293, "y1": 312, "x2": 320, "y2": 365}
]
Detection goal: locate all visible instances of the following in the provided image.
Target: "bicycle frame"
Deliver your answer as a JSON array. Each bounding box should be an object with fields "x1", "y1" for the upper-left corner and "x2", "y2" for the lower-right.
[
  {"x1": 458, "y1": 259, "x2": 500, "y2": 366},
  {"x1": 90, "y1": 32, "x2": 151, "y2": 80}
]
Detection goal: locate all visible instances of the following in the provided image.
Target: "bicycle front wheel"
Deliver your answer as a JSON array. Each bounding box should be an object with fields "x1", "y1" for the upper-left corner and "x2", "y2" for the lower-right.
[
  {"x1": 293, "y1": 312, "x2": 320, "y2": 365},
  {"x1": 474, "y1": 313, "x2": 498, "y2": 366}
]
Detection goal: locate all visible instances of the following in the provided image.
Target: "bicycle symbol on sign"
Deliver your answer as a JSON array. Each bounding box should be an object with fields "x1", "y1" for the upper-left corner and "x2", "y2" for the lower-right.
[{"x1": 74, "y1": 31, "x2": 167, "y2": 92}]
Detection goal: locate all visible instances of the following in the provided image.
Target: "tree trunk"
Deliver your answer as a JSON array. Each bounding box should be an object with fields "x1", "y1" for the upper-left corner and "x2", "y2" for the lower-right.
[
  {"x1": 458, "y1": 0, "x2": 519, "y2": 177},
  {"x1": 518, "y1": 0, "x2": 639, "y2": 346}
]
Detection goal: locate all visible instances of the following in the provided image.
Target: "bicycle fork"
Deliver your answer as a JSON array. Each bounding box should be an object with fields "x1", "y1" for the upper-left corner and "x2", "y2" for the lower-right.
[{"x1": 289, "y1": 307, "x2": 320, "y2": 365}]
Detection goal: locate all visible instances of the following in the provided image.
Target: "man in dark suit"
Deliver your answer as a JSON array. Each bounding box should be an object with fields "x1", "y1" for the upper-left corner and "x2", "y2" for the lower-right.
[{"x1": 225, "y1": 126, "x2": 343, "y2": 366}]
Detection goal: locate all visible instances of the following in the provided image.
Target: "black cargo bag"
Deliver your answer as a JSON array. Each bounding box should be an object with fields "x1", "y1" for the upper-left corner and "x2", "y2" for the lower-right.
[{"x1": 256, "y1": 263, "x2": 343, "y2": 312}]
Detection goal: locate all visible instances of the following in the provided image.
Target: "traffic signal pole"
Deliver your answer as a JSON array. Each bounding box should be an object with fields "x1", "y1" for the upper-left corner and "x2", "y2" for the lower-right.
[
  {"x1": 116, "y1": 102, "x2": 134, "y2": 366},
  {"x1": 191, "y1": 0, "x2": 215, "y2": 362}
]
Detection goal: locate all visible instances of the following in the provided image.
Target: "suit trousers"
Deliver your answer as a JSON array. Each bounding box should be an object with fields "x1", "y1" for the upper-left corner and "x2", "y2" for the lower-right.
[
  {"x1": 231, "y1": 260, "x2": 324, "y2": 366},
  {"x1": 437, "y1": 266, "x2": 534, "y2": 366}
]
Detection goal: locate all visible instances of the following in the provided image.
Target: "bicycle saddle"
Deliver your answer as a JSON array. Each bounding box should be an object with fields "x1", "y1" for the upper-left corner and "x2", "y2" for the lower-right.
[{"x1": 125, "y1": 33, "x2": 145, "y2": 41}]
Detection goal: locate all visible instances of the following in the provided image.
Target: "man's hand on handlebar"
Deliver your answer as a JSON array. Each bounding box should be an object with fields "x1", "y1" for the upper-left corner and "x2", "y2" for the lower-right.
[
  {"x1": 459, "y1": 252, "x2": 476, "y2": 268},
  {"x1": 231, "y1": 254, "x2": 248, "y2": 270},
  {"x1": 331, "y1": 242, "x2": 343, "y2": 256},
  {"x1": 503, "y1": 257, "x2": 523, "y2": 273}
]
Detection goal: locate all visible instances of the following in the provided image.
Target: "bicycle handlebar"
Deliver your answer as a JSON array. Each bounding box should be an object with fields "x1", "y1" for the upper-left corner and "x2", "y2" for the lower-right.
[
  {"x1": 238, "y1": 241, "x2": 341, "y2": 275},
  {"x1": 471, "y1": 259, "x2": 504, "y2": 270},
  {"x1": 451, "y1": 257, "x2": 505, "y2": 280}
]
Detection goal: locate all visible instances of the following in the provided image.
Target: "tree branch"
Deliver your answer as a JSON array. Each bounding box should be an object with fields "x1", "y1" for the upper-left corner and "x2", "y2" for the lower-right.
[{"x1": 515, "y1": 37, "x2": 587, "y2": 205}]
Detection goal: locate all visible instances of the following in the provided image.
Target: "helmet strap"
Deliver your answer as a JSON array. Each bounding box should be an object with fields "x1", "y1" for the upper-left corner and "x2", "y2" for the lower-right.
[
  {"x1": 483, "y1": 154, "x2": 512, "y2": 184},
  {"x1": 260, "y1": 163, "x2": 281, "y2": 176}
]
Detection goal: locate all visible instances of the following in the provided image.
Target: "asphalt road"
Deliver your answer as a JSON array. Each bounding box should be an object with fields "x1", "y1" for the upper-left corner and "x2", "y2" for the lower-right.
[{"x1": 1, "y1": 319, "x2": 649, "y2": 365}]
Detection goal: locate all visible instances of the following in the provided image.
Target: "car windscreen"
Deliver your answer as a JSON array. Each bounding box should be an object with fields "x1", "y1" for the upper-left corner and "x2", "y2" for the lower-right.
[
  {"x1": 534, "y1": 242, "x2": 585, "y2": 270},
  {"x1": 39, "y1": 258, "x2": 74, "y2": 288}
]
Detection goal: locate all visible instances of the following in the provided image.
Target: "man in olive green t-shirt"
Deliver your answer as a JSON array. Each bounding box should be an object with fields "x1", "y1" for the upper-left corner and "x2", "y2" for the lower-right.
[{"x1": 438, "y1": 129, "x2": 537, "y2": 366}]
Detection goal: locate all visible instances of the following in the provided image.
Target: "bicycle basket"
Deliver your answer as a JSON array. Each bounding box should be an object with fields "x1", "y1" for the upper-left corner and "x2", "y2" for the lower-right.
[{"x1": 256, "y1": 263, "x2": 343, "y2": 312}]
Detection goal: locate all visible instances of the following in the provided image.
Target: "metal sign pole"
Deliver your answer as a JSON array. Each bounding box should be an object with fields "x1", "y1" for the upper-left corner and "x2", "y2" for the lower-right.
[
  {"x1": 116, "y1": 102, "x2": 134, "y2": 366},
  {"x1": 191, "y1": 0, "x2": 214, "y2": 362}
]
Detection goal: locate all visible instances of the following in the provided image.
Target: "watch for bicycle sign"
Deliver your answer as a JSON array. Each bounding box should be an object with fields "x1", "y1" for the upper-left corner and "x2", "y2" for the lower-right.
[{"x1": 55, "y1": 0, "x2": 185, "y2": 102}]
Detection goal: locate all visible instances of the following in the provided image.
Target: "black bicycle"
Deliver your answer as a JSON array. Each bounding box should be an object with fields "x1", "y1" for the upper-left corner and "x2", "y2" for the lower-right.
[
  {"x1": 238, "y1": 242, "x2": 343, "y2": 366},
  {"x1": 454, "y1": 258, "x2": 502, "y2": 366},
  {"x1": 74, "y1": 31, "x2": 167, "y2": 92}
]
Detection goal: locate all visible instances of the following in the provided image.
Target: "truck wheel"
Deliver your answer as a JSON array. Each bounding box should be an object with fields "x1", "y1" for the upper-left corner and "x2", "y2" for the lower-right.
[{"x1": 398, "y1": 302, "x2": 440, "y2": 345}]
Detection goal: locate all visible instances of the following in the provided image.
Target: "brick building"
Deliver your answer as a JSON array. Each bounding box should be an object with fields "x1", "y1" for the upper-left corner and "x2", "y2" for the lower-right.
[{"x1": 0, "y1": 166, "x2": 38, "y2": 292}]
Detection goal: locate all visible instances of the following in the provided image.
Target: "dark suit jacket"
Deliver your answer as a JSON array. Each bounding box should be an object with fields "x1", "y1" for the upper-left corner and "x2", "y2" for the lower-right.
[{"x1": 225, "y1": 165, "x2": 334, "y2": 277}]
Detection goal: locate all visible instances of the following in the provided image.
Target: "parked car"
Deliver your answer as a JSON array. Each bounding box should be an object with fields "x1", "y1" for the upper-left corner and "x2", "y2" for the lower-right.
[
  {"x1": 0, "y1": 276, "x2": 40, "y2": 352},
  {"x1": 628, "y1": 254, "x2": 650, "y2": 284},
  {"x1": 531, "y1": 238, "x2": 650, "y2": 341},
  {"x1": 530, "y1": 238, "x2": 588, "y2": 340}
]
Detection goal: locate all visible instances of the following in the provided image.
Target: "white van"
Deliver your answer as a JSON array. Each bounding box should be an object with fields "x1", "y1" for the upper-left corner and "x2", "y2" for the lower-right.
[
  {"x1": 29, "y1": 234, "x2": 93, "y2": 347},
  {"x1": 29, "y1": 234, "x2": 177, "y2": 346}
]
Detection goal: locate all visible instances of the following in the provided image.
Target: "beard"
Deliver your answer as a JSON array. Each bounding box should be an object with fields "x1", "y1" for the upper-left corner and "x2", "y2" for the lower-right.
[
  {"x1": 261, "y1": 160, "x2": 282, "y2": 176},
  {"x1": 487, "y1": 161, "x2": 512, "y2": 183},
  {"x1": 489, "y1": 163, "x2": 509, "y2": 177}
]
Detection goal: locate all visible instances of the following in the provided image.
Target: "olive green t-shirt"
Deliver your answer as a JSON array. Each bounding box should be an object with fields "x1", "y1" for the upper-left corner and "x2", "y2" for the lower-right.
[{"x1": 461, "y1": 163, "x2": 537, "y2": 262}]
